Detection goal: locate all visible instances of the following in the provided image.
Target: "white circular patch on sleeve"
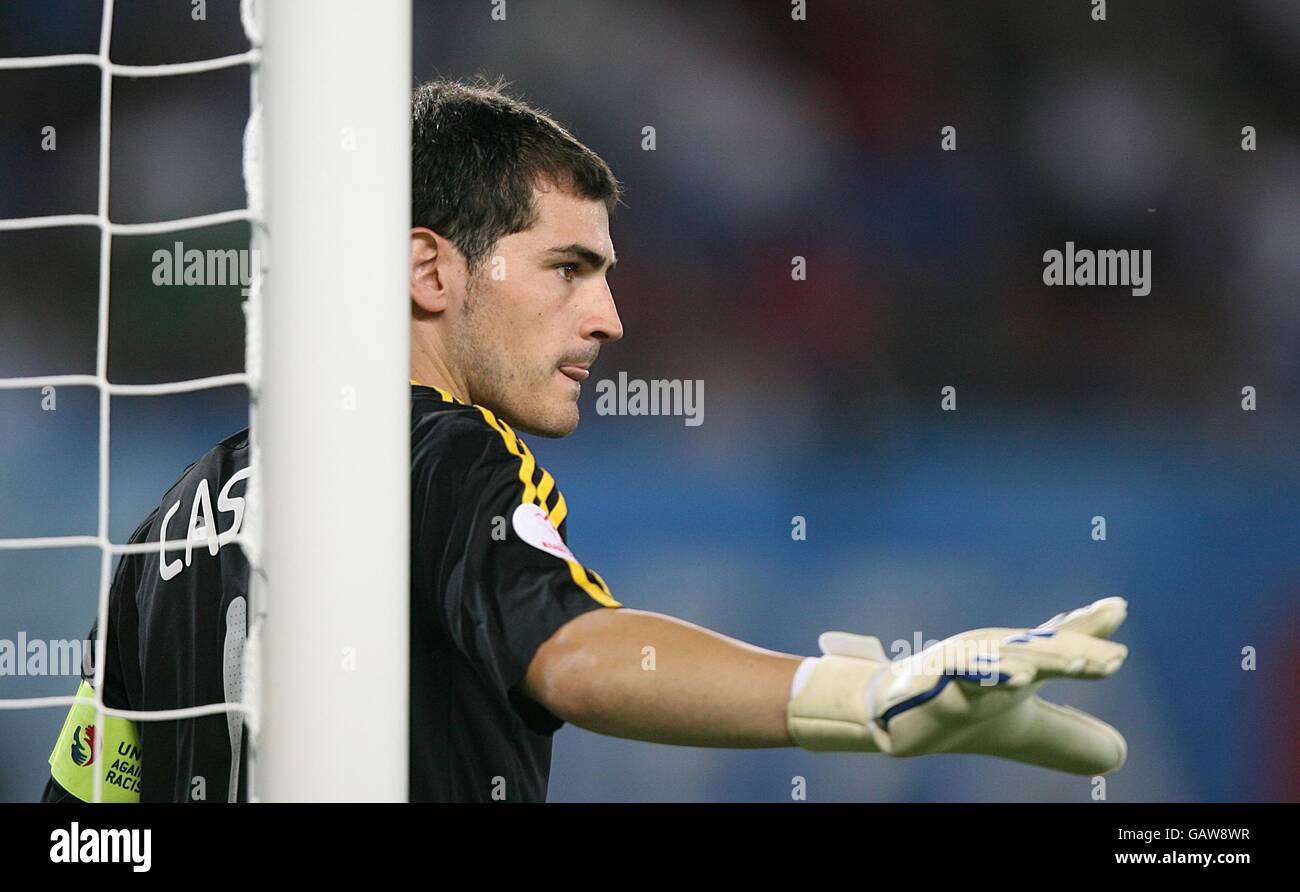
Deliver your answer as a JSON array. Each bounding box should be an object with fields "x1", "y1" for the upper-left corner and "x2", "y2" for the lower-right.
[{"x1": 512, "y1": 502, "x2": 576, "y2": 562}]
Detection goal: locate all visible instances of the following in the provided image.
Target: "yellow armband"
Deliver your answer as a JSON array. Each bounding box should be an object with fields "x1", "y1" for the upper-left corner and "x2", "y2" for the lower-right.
[{"x1": 48, "y1": 680, "x2": 141, "y2": 803}]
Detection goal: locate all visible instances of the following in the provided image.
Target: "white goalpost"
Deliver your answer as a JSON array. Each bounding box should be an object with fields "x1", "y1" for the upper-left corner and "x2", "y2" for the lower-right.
[
  {"x1": 254, "y1": 0, "x2": 411, "y2": 802},
  {"x1": 0, "y1": 0, "x2": 411, "y2": 802}
]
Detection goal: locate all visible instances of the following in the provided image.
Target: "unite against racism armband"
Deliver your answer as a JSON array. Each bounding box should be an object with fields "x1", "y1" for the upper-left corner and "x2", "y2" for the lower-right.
[{"x1": 48, "y1": 680, "x2": 142, "y2": 803}]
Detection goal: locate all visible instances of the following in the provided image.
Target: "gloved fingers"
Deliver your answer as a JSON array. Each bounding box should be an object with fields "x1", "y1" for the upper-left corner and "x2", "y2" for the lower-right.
[
  {"x1": 932, "y1": 628, "x2": 1126, "y2": 687},
  {"x1": 958, "y1": 695, "x2": 1128, "y2": 775},
  {"x1": 997, "y1": 628, "x2": 1128, "y2": 681},
  {"x1": 1035, "y1": 596, "x2": 1128, "y2": 639}
]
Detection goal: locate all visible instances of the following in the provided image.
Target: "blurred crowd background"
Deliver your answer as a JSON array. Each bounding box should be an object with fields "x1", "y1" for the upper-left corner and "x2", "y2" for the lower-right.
[{"x1": 1, "y1": 0, "x2": 1297, "y2": 801}]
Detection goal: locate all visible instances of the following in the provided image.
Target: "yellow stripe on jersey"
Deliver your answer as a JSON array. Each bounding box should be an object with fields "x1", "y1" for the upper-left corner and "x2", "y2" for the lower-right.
[
  {"x1": 535, "y1": 469, "x2": 556, "y2": 513},
  {"x1": 475, "y1": 405, "x2": 538, "y2": 505},
  {"x1": 547, "y1": 493, "x2": 568, "y2": 529},
  {"x1": 410, "y1": 379, "x2": 464, "y2": 406},
  {"x1": 473, "y1": 404, "x2": 618, "y2": 608},
  {"x1": 586, "y1": 567, "x2": 614, "y2": 599},
  {"x1": 568, "y1": 561, "x2": 619, "y2": 608}
]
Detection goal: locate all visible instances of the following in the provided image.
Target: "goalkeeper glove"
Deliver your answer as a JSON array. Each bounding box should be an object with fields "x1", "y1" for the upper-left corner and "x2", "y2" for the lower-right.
[{"x1": 786, "y1": 597, "x2": 1129, "y2": 775}]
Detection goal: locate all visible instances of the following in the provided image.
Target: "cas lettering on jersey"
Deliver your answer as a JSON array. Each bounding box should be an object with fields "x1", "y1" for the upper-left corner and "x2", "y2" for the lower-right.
[{"x1": 159, "y1": 467, "x2": 250, "y2": 580}]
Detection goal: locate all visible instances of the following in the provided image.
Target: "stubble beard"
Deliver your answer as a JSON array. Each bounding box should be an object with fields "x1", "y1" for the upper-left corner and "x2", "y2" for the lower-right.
[{"x1": 451, "y1": 271, "x2": 577, "y2": 438}]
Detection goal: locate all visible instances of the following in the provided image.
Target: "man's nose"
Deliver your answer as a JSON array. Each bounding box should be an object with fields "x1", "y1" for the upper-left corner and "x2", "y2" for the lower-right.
[{"x1": 584, "y1": 281, "x2": 623, "y2": 343}]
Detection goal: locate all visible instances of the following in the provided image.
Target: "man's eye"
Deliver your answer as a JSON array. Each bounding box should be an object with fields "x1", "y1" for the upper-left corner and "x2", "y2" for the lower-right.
[{"x1": 557, "y1": 262, "x2": 578, "y2": 282}]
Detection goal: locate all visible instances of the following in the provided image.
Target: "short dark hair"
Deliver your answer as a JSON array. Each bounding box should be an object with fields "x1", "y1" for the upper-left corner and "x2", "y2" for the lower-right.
[{"x1": 411, "y1": 76, "x2": 622, "y2": 272}]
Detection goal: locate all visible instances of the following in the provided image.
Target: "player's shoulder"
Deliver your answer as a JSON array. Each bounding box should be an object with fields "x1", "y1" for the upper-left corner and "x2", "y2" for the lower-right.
[
  {"x1": 411, "y1": 384, "x2": 536, "y2": 475},
  {"x1": 409, "y1": 383, "x2": 580, "y2": 560},
  {"x1": 144, "y1": 428, "x2": 250, "y2": 540},
  {"x1": 160, "y1": 428, "x2": 250, "y2": 503},
  {"x1": 109, "y1": 429, "x2": 247, "y2": 583}
]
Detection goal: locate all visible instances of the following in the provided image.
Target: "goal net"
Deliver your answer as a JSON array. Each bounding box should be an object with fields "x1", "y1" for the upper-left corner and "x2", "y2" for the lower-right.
[{"x1": 0, "y1": 0, "x2": 411, "y2": 802}]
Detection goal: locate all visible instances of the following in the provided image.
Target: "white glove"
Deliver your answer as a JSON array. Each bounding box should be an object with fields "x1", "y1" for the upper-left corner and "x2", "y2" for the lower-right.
[{"x1": 786, "y1": 597, "x2": 1129, "y2": 775}]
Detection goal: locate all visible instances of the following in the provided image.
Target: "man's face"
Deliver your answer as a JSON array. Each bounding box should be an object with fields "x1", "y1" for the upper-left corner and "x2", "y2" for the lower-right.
[{"x1": 448, "y1": 185, "x2": 622, "y2": 437}]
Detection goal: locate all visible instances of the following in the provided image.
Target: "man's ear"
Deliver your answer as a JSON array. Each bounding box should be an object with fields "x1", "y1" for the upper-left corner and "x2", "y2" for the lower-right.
[{"x1": 410, "y1": 227, "x2": 451, "y2": 314}]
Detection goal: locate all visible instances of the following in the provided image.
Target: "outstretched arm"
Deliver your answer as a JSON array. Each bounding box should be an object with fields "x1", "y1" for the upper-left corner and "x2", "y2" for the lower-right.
[
  {"x1": 523, "y1": 598, "x2": 1131, "y2": 776},
  {"x1": 523, "y1": 607, "x2": 804, "y2": 748}
]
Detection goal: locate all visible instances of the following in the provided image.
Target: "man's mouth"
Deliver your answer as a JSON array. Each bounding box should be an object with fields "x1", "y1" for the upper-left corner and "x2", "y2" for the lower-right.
[{"x1": 558, "y1": 364, "x2": 590, "y2": 383}]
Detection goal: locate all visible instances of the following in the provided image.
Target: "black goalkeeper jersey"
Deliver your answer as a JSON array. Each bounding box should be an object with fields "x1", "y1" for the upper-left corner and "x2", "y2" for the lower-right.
[
  {"x1": 42, "y1": 382, "x2": 619, "y2": 803},
  {"x1": 407, "y1": 382, "x2": 619, "y2": 801}
]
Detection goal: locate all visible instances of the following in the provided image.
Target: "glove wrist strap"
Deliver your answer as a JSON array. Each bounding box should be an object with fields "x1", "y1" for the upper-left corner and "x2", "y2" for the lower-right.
[{"x1": 787, "y1": 653, "x2": 886, "y2": 753}]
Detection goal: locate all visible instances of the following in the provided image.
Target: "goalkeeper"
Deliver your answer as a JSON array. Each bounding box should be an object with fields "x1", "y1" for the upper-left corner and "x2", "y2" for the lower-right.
[{"x1": 43, "y1": 77, "x2": 1127, "y2": 803}]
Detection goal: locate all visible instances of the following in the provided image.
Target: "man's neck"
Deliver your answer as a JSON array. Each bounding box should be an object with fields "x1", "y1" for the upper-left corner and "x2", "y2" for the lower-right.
[{"x1": 410, "y1": 342, "x2": 471, "y2": 404}]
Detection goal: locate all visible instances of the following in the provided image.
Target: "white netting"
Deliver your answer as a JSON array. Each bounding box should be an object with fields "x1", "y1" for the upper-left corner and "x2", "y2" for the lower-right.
[{"x1": 0, "y1": 0, "x2": 264, "y2": 803}]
